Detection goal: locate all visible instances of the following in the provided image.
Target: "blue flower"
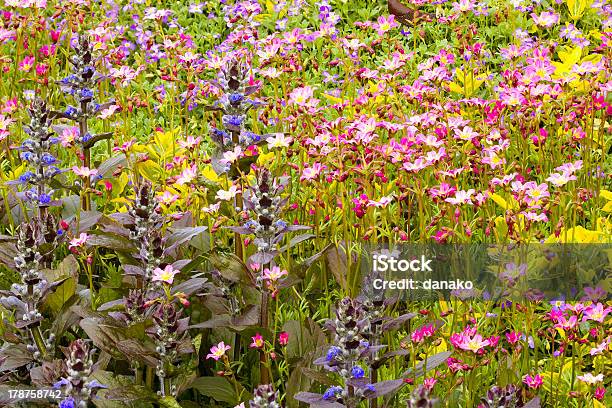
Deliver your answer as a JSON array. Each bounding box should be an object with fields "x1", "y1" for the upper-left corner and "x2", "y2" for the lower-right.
[
  {"x1": 65, "y1": 106, "x2": 77, "y2": 117},
  {"x1": 274, "y1": 220, "x2": 287, "y2": 230},
  {"x1": 60, "y1": 75, "x2": 77, "y2": 84},
  {"x1": 82, "y1": 133, "x2": 92, "y2": 143},
  {"x1": 351, "y1": 365, "x2": 365, "y2": 379},
  {"x1": 80, "y1": 88, "x2": 94, "y2": 99},
  {"x1": 245, "y1": 220, "x2": 258, "y2": 230},
  {"x1": 85, "y1": 380, "x2": 107, "y2": 390},
  {"x1": 326, "y1": 346, "x2": 341, "y2": 361},
  {"x1": 18, "y1": 171, "x2": 34, "y2": 183},
  {"x1": 39, "y1": 193, "x2": 52, "y2": 204},
  {"x1": 53, "y1": 378, "x2": 69, "y2": 389},
  {"x1": 20, "y1": 152, "x2": 34, "y2": 162},
  {"x1": 228, "y1": 93, "x2": 244, "y2": 104},
  {"x1": 222, "y1": 114, "x2": 243, "y2": 128},
  {"x1": 41, "y1": 153, "x2": 57, "y2": 165},
  {"x1": 59, "y1": 397, "x2": 75, "y2": 408},
  {"x1": 322, "y1": 386, "x2": 343, "y2": 400}
]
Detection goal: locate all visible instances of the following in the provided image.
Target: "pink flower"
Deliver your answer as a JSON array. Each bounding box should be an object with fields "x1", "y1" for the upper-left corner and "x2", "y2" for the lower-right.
[
  {"x1": 97, "y1": 104, "x2": 120, "y2": 119},
  {"x1": 505, "y1": 331, "x2": 521, "y2": 345},
  {"x1": 206, "y1": 341, "x2": 231, "y2": 360},
  {"x1": 445, "y1": 189, "x2": 475, "y2": 206},
  {"x1": 72, "y1": 166, "x2": 98, "y2": 178},
  {"x1": 289, "y1": 86, "x2": 315, "y2": 107},
  {"x1": 68, "y1": 233, "x2": 89, "y2": 251},
  {"x1": 411, "y1": 324, "x2": 436, "y2": 343},
  {"x1": 447, "y1": 357, "x2": 470, "y2": 373},
  {"x1": 157, "y1": 191, "x2": 179, "y2": 206},
  {"x1": 583, "y1": 303, "x2": 611, "y2": 323},
  {"x1": 152, "y1": 265, "x2": 180, "y2": 285},
  {"x1": 178, "y1": 135, "x2": 202, "y2": 149},
  {"x1": 262, "y1": 266, "x2": 288, "y2": 283},
  {"x1": 250, "y1": 333, "x2": 264, "y2": 349},
  {"x1": 373, "y1": 15, "x2": 398, "y2": 36},
  {"x1": 301, "y1": 163, "x2": 325, "y2": 181},
  {"x1": 266, "y1": 133, "x2": 293, "y2": 149},
  {"x1": 594, "y1": 387, "x2": 606, "y2": 401},
  {"x1": 278, "y1": 332, "x2": 289, "y2": 346},
  {"x1": 451, "y1": 327, "x2": 490, "y2": 353},
  {"x1": 176, "y1": 165, "x2": 198, "y2": 185},
  {"x1": 554, "y1": 315, "x2": 578, "y2": 331},
  {"x1": 523, "y1": 374, "x2": 543, "y2": 389},
  {"x1": 423, "y1": 377, "x2": 437, "y2": 391},
  {"x1": 19, "y1": 55, "x2": 35, "y2": 72},
  {"x1": 531, "y1": 11, "x2": 559, "y2": 28},
  {"x1": 113, "y1": 139, "x2": 135, "y2": 152}
]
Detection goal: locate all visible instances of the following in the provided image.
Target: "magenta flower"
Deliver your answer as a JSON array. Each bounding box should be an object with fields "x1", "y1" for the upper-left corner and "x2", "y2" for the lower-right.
[
  {"x1": 554, "y1": 315, "x2": 578, "y2": 331},
  {"x1": 206, "y1": 341, "x2": 231, "y2": 360},
  {"x1": 250, "y1": 333, "x2": 264, "y2": 349},
  {"x1": 19, "y1": 55, "x2": 35, "y2": 72},
  {"x1": 451, "y1": 327, "x2": 490, "y2": 353},
  {"x1": 523, "y1": 374, "x2": 543, "y2": 389},
  {"x1": 505, "y1": 331, "x2": 521, "y2": 345}
]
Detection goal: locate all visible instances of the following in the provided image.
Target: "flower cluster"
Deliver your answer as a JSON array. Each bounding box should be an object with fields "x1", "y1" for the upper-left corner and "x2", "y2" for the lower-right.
[
  {"x1": 249, "y1": 384, "x2": 280, "y2": 408},
  {"x1": 477, "y1": 384, "x2": 523, "y2": 408},
  {"x1": 54, "y1": 340, "x2": 106, "y2": 408},
  {"x1": 208, "y1": 56, "x2": 265, "y2": 175},
  {"x1": 9, "y1": 98, "x2": 62, "y2": 207},
  {"x1": 229, "y1": 166, "x2": 308, "y2": 265},
  {"x1": 0, "y1": 215, "x2": 63, "y2": 358},
  {"x1": 316, "y1": 297, "x2": 377, "y2": 404}
]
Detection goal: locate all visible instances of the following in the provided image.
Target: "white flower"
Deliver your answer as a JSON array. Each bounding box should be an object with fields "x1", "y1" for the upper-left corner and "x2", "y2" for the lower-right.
[
  {"x1": 266, "y1": 133, "x2": 293, "y2": 149},
  {"x1": 216, "y1": 185, "x2": 240, "y2": 201},
  {"x1": 577, "y1": 373, "x2": 604, "y2": 384}
]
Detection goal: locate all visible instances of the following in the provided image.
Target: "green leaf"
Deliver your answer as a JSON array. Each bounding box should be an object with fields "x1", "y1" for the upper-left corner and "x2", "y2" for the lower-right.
[
  {"x1": 189, "y1": 377, "x2": 241, "y2": 405},
  {"x1": 44, "y1": 277, "x2": 76, "y2": 314},
  {"x1": 159, "y1": 396, "x2": 182, "y2": 408}
]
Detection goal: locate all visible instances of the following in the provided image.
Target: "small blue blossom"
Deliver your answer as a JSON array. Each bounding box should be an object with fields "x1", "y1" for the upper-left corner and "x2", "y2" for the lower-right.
[
  {"x1": 326, "y1": 346, "x2": 341, "y2": 361},
  {"x1": 53, "y1": 378, "x2": 69, "y2": 389},
  {"x1": 245, "y1": 220, "x2": 258, "y2": 230},
  {"x1": 274, "y1": 219, "x2": 288, "y2": 230},
  {"x1": 38, "y1": 193, "x2": 52, "y2": 204},
  {"x1": 351, "y1": 365, "x2": 365, "y2": 379},
  {"x1": 59, "y1": 397, "x2": 75, "y2": 408},
  {"x1": 80, "y1": 88, "x2": 94, "y2": 99},
  {"x1": 222, "y1": 114, "x2": 243, "y2": 128},
  {"x1": 228, "y1": 93, "x2": 244, "y2": 104},
  {"x1": 65, "y1": 106, "x2": 77, "y2": 117},
  {"x1": 20, "y1": 152, "x2": 34, "y2": 161},
  {"x1": 41, "y1": 153, "x2": 57, "y2": 165},
  {"x1": 322, "y1": 385, "x2": 343, "y2": 400},
  {"x1": 18, "y1": 171, "x2": 34, "y2": 183}
]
